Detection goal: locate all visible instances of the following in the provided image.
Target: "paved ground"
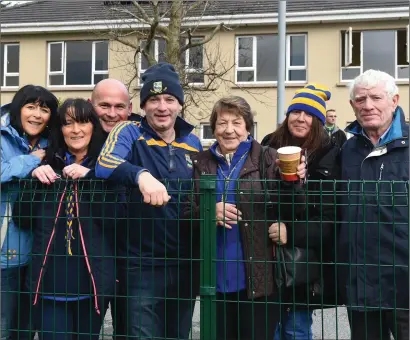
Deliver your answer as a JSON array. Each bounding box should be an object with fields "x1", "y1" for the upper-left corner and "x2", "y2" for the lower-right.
[{"x1": 99, "y1": 301, "x2": 352, "y2": 339}]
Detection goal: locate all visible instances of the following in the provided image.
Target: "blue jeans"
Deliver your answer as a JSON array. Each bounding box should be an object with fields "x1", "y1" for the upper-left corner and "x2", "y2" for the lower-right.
[
  {"x1": 274, "y1": 309, "x2": 313, "y2": 340},
  {"x1": 1, "y1": 266, "x2": 32, "y2": 340},
  {"x1": 118, "y1": 264, "x2": 199, "y2": 340}
]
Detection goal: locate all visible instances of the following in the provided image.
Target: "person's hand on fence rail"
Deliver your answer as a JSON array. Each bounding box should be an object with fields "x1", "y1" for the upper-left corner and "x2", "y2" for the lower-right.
[
  {"x1": 268, "y1": 222, "x2": 287, "y2": 245},
  {"x1": 32, "y1": 165, "x2": 59, "y2": 184},
  {"x1": 63, "y1": 164, "x2": 90, "y2": 180},
  {"x1": 30, "y1": 148, "x2": 46, "y2": 161},
  {"x1": 137, "y1": 171, "x2": 171, "y2": 206},
  {"x1": 216, "y1": 202, "x2": 242, "y2": 229}
]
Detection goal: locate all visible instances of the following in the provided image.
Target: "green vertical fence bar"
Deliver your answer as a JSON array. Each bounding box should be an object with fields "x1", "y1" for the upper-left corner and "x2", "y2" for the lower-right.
[{"x1": 199, "y1": 175, "x2": 217, "y2": 340}]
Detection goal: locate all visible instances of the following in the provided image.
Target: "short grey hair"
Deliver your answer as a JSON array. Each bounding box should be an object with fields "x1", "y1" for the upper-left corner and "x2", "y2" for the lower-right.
[{"x1": 348, "y1": 69, "x2": 399, "y2": 101}]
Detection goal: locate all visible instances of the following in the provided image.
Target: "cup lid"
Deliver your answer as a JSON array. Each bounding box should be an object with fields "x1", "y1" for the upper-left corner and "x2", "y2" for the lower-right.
[{"x1": 277, "y1": 146, "x2": 302, "y2": 154}]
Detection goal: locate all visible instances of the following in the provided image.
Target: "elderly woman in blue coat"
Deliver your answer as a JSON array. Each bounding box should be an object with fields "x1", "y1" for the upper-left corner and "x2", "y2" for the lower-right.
[{"x1": 1, "y1": 85, "x2": 58, "y2": 339}]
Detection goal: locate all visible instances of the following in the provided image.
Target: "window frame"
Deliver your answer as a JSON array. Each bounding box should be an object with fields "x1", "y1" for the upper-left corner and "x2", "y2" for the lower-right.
[
  {"x1": 235, "y1": 34, "x2": 307, "y2": 84},
  {"x1": 199, "y1": 123, "x2": 215, "y2": 144},
  {"x1": 2, "y1": 43, "x2": 20, "y2": 88},
  {"x1": 138, "y1": 38, "x2": 205, "y2": 85},
  {"x1": 199, "y1": 122, "x2": 258, "y2": 145},
  {"x1": 47, "y1": 40, "x2": 109, "y2": 87},
  {"x1": 183, "y1": 37, "x2": 205, "y2": 86},
  {"x1": 340, "y1": 29, "x2": 409, "y2": 82},
  {"x1": 139, "y1": 39, "x2": 163, "y2": 76},
  {"x1": 286, "y1": 34, "x2": 308, "y2": 82}
]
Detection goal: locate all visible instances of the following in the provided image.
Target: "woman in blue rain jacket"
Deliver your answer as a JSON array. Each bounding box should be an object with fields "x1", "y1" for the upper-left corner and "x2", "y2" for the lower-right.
[{"x1": 1, "y1": 85, "x2": 58, "y2": 339}]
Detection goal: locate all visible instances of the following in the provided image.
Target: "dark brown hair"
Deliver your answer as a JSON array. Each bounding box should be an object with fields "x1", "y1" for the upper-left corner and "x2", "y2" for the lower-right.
[
  {"x1": 46, "y1": 98, "x2": 106, "y2": 169},
  {"x1": 210, "y1": 96, "x2": 254, "y2": 133},
  {"x1": 268, "y1": 115, "x2": 330, "y2": 162}
]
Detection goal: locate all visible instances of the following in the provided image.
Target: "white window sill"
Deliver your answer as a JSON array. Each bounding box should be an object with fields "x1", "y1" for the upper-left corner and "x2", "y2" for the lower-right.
[
  {"x1": 134, "y1": 83, "x2": 206, "y2": 90},
  {"x1": 232, "y1": 82, "x2": 307, "y2": 89},
  {"x1": 336, "y1": 80, "x2": 409, "y2": 87},
  {"x1": 47, "y1": 86, "x2": 95, "y2": 91},
  {"x1": 1, "y1": 86, "x2": 19, "y2": 92}
]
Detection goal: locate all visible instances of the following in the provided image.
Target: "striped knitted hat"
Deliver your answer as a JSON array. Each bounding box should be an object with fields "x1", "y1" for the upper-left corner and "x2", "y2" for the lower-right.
[{"x1": 286, "y1": 83, "x2": 331, "y2": 125}]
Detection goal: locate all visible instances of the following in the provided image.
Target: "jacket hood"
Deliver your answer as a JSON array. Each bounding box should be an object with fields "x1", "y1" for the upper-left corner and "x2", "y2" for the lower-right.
[
  {"x1": 1, "y1": 103, "x2": 11, "y2": 117},
  {"x1": 1, "y1": 112, "x2": 20, "y2": 139}
]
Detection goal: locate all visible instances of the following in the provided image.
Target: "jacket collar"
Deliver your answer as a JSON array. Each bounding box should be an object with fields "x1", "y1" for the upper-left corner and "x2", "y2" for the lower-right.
[
  {"x1": 325, "y1": 125, "x2": 339, "y2": 133},
  {"x1": 140, "y1": 115, "x2": 194, "y2": 140},
  {"x1": 193, "y1": 139, "x2": 265, "y2": 176},
  {"x1": 345, "y1": 106, "x2": 408, "y2": 146},
  {"x1": 209, "y1": 136, "x2": 253, "y2": 166}
]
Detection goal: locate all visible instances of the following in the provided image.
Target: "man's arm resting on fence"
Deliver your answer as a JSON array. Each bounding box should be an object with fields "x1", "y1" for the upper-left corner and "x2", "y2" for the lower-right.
[{"x1": 95, "y1": 121, "x2": 148, "y2": 187}]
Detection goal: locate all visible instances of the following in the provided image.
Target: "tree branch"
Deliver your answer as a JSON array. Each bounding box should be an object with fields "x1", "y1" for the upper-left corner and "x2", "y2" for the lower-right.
[
  {"x1": 144, "y1": 19, "x2": 159, "y2": 66},
  {"x1": 180, "y1": 23, "x2": 225, "y2": 53},
  {"x1": 186, "y1": 0, "x2": 209, "y2": 15},
  {"x1": 131, "y1": 0, "x2": 151, "y2": 23},
  {"x1": 151, "y1": 0, "x2": 170, "y2": 37},
  {"x1": 108, "y1": 6, "x2": 149, "y2": 24},
  {"x1": 111, "y1": 36, "x2": 138, "y2": 50}
]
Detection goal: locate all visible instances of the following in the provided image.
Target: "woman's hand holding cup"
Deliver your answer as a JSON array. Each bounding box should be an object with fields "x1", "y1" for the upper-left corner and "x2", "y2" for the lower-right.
[
  {"x1": 275, "y1": 146, "x2": 306, "y2": 181},
  {"x1": 296, "y1": 155, "x2": 306, "y2": 179}
]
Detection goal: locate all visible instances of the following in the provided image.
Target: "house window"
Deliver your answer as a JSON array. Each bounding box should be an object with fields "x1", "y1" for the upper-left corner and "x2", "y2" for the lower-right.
[
  {"x1": 341, "y1": 29, "x2": 409, "y2": 81},
  {"x1": 236, "y1": 34, "x2": 307, "y2": 83},
  {"x1": 48, "y1": 41, "x2": 109, "y2": 86},
  {"x1": 181, "y1": 37, "x2": 204, "y2": 84},
  {"x1": 139, "y1": 38, "x2": 204, "y2": 84},
  {"x1": 1, "y1": 43, "x2": 20, "y2": 87},
  {"x1": 200, "y1": 122, "x2": 257, "y2": 143},
  {"x1": 140, "y1": 39, "x2": 167, "y2": 74}
]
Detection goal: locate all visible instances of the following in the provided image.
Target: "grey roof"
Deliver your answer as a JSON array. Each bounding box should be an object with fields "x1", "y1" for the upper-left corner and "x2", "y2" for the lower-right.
[{"x1": 1, "y1": 0, "x2": 408, "y2": 25}]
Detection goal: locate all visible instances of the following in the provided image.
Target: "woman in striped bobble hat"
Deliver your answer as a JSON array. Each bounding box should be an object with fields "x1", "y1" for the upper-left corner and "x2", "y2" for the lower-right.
[{"x1": 262, "y1": 84, "x2": 342, "y2": 340}]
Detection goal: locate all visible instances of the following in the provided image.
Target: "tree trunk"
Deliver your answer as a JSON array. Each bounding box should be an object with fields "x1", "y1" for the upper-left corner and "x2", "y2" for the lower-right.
[{"x1": 167, "y1": 1, "x2": 183, "y2": 66}]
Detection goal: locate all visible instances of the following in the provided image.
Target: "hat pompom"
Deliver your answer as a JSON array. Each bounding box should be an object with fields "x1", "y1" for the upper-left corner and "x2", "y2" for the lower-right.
[{"x1": 304, "y1": 83, "x2": 331, "y2": 101}]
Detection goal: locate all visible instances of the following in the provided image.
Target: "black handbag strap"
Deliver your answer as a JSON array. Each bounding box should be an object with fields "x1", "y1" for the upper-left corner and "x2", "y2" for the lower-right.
[{"x1": 259, "y1": 145, "x2": 270, "y2": 190}]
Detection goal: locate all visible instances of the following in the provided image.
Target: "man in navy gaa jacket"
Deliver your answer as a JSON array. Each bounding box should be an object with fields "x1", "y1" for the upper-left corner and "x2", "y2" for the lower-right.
[
  {"x1": 338, "y1": 69, "x2": 409, "y2": 340},
  {"x1": 95, "y1": 63, "x2": 202, "y2": 339}
]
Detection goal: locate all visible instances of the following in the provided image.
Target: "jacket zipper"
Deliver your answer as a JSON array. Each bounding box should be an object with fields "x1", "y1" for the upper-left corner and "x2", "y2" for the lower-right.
[
  {"x1": 74, "y1": 185, "x2": 101, "y2": 315},
  {"x1": 378, "y1": 163, "x2": 384, "y2": 181},
  {"x1": 33, "y1": 186, "x2": 67, "y2": 306}
]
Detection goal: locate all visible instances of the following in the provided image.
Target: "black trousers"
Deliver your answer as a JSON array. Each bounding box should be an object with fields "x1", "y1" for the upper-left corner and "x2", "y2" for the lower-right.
[
  {"x1": 348, "y1": 309, "x2": 409, "y2": 340},
  {"x1": 216, "y1": 290, "x2": 279, "y2": 340}
]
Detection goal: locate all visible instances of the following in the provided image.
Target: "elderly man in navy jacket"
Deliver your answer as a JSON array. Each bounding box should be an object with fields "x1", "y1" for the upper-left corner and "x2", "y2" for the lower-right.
[
  {"x1": 96, "y1": 63, "x2": 202, "y2": 339},
  {"x1": 339, "y1": 69, "x2": 409, "y2": 340}
]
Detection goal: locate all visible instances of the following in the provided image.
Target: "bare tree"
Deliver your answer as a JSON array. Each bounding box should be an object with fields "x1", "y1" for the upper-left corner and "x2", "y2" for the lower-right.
[{"x1": 100, "y1": 0, "x2": 246, "y2": 119}]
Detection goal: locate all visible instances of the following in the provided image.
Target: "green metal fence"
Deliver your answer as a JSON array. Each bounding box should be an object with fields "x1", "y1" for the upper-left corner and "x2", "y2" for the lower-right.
[{"x1": 1, "y1": 177, "x2": 408, "y2": 339}]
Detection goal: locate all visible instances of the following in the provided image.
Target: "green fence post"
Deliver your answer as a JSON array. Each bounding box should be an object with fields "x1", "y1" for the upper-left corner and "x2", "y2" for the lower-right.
[{"x1": 199, "y1": 175, "x2": 217, "y2": 340}]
